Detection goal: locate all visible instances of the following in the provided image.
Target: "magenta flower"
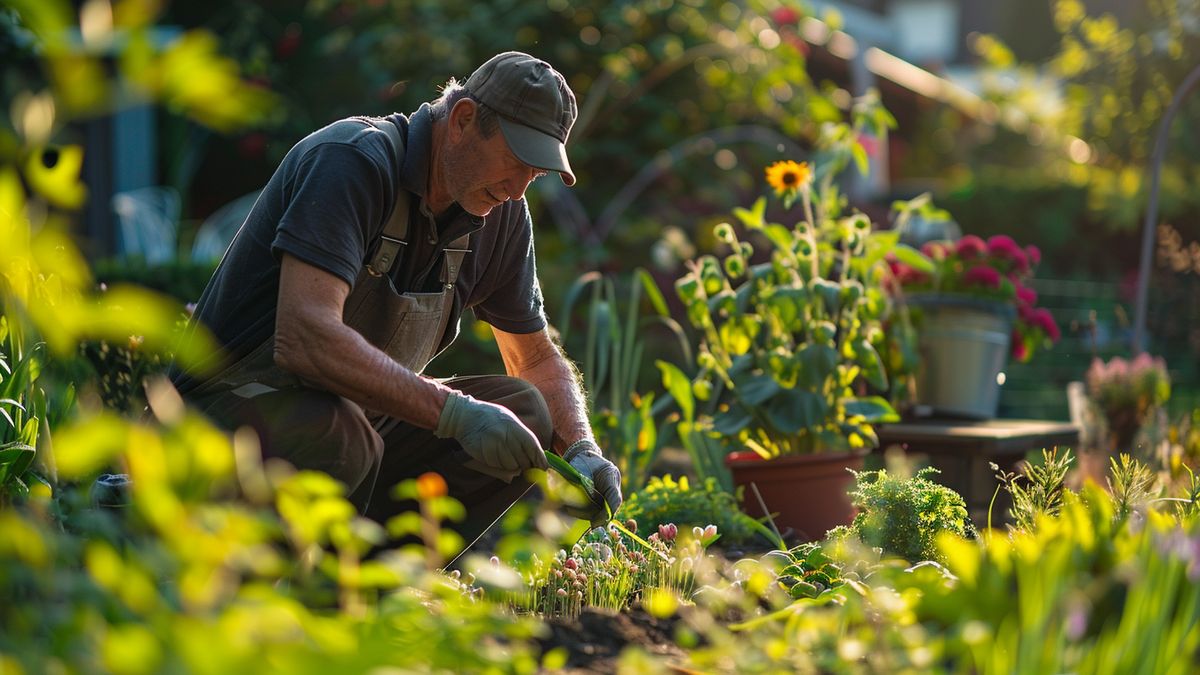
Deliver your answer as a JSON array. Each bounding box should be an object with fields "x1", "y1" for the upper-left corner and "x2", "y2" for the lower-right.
[
  {"x1": 955, "y1": 235, "x2": 987, "y2": 260},
  {"x1": 987, "y1": 234, "x2": 1022, "y2": 260},
  {"x1": 1032, "y1": 307, "x2": 1060, "y2": 341},
  {"x1": 1025, "y1": 245, "x2": 1041, "y2": 266},
  {"x1": 899, "y1": 266, "x2": 929, "y2": 285},
  {"x1": 963, "y1": 265, "x2": 1002, "y2": 289},
  {"x1": 1015, "y1": 284, "x2": 1037, "y2": 307},
  {"x1": 1009, "y1": 246, "x2": 1030, "y2": 272}
]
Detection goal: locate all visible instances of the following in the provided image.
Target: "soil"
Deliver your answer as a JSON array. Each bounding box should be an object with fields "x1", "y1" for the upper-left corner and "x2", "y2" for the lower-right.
[{"x1": 536, "y1": 606, "x2": 693, "y2": 673}]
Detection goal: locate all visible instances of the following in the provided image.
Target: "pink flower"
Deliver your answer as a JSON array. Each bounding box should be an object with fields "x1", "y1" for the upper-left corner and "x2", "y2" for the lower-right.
[
  {"x1": 1131, "y1": 352, "x2": 1157, "y2": 373},
  {"x1": 963, "y1": 265, "x2": 1002, "y2": 289},
  {"x1": 658, "y1": 523, "x2": 677, "y2": 541},
  {"x1": 955, "y1": 235, "x2": 987, "y2": 260},
  {"x1": 987, "y1": 235, "x2": 1021, "y2": 260},
  {"x1": 1025, "y1": 245, "x2": 1041, "y2": 266},
  {"x1": 1015, "y1": 284, "x2": 1037, "y2": 307}
]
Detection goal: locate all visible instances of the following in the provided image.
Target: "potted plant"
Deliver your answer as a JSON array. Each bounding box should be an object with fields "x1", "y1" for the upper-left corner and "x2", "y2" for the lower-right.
[
  {"x1": 669, "y1": 111, "x2": 910, "y2": 540},
  {"x1": 1084, "y1": 353, "x2": 1171, "y2": 454},
  {"x1": 885, "y1": 210, "x2": 1061, "y2": 419}
]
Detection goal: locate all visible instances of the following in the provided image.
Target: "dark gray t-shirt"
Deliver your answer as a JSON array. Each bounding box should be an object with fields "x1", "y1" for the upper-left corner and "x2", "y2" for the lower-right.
[{"x1": 173, "y1": 104, "x2": 546, "y2": 395}]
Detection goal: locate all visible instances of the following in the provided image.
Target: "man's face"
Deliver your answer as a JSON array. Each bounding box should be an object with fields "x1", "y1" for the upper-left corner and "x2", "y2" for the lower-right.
[{"x1": 442, "y1": 116, "x2": 547, "y2": 218}]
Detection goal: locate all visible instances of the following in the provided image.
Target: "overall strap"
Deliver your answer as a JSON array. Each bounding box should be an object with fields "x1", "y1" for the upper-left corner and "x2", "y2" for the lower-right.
[
  {"x1": 440, "y1": 233, "x2": 471, "y2": 286},
  {"x1": 367, "y1": 121, "x2": 411, "y2": 277}
]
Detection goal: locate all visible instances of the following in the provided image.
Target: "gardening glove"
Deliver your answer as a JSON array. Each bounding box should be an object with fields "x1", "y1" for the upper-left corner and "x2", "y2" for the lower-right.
[
  {"x1": 562, "y1": 439, "x2": 623, "y2": 528},
  {"x1": 436, "y1": 390, "x2": 549, "y2": 480}
]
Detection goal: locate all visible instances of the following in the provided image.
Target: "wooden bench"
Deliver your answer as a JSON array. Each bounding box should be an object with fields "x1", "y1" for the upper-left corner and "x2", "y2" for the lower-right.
[{"x1": 875, "y1": 419, "x2": 1081, "y2": 526}]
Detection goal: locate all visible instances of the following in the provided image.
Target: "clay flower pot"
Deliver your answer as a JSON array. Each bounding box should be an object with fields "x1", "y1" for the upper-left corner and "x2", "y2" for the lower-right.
[{"x1": 725, "y1": 448, "x2": 868, "y2": 542}]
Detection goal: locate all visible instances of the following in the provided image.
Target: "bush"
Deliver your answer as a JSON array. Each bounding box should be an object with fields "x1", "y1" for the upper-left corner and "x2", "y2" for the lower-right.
[{"x1": 827, "y1": 467, "x2": 976, "y2": 563}]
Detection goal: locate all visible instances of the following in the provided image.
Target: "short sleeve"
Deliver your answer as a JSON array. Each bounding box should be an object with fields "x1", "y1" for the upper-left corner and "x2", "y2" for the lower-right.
[
  {"x1": 271, "y1": 143, "x2": 389, "y2": 288},
  {"x1": 472, "y1": 207, "x2": 547, "y2": 333}
]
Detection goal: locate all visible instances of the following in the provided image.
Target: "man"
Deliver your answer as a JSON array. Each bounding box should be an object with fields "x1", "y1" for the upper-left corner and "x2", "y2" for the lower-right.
[{"x1": 173, "y1": 52, "x2": 622, "y2": 550}]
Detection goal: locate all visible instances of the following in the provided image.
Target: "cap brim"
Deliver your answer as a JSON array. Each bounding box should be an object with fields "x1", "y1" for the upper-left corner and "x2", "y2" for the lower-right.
[{"x1": 497, "y1": 117, "x2": 576, "y2": 187}]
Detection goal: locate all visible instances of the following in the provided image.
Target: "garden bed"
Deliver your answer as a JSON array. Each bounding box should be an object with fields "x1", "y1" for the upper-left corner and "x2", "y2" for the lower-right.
[{"x1": 538, "y1": 607, "x2": 689, "y2": 673}]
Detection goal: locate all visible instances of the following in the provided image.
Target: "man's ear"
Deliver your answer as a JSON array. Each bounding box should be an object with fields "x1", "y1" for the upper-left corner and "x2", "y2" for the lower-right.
[{"x1": 447, "y1": 98, "x2": 477, "y2": 143}]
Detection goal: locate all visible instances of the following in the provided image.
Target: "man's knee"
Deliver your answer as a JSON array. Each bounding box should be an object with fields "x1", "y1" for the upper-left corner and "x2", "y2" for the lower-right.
[
  {"x1": 201, "y1": 387, "x2": 384, "y2": 493},
  {"x1": 500, "y1": 379, "x2": 553, "y2": 449},
  {"x1": 449, "y1": 374, "x2": 554, "y2": 449}
]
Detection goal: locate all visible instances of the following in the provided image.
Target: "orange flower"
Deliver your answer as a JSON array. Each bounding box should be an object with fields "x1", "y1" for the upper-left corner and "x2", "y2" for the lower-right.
[
  {"x1": 765, "y1": 160, "x2": 811, "y2": 197},
  {"x1": 415, "y1": 471, "x2": 447, "y2": 500}
]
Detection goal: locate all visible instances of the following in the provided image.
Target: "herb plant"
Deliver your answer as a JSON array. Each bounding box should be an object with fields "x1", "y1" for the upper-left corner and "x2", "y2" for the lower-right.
[
  {"x1": 991, "y1": 448, "x2": 1073, "y2": 532},
  {"x1": 827, "y1": 467, "x2": 976, "y2": 564},
  {"x1": 1106, "y1": 453, "x2": 1158, "y2": 521}
]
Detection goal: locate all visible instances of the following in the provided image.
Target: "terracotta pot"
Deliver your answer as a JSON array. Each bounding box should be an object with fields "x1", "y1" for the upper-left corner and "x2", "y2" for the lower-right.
[{"x1": 725, "y1": 449, "x2": 867, "y2": 543}]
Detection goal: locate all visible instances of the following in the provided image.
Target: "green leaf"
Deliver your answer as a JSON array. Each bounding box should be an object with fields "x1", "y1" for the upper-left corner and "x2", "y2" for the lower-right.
[
  {"x1": 854, "y1": 230, "x2": 901, "y2": 276},
  {"x1": 892, "y1": 244, "x2": 935, "y2": 275},
  {"x1": 854, "y1": 340, "x2": 888, "y2": 391},
  {"x1": 765, "y1": 288, "x2": 808, "y2": 329},
  {"x1": 732, "y1": 197, "x2": 766, "y2": 230},
  {"x1": 656, "y1": 360, "x2": 694, "y2": 422},
  {"x1": 556, "y1": 271, "x2": 603, "y2": 344},
  {"x1": 765, "y1": 389, "x2": 828, "y2": 434},
  {"x1": 810, "y1": 278, "x2": 841, "y2": 315},
  {"x1": 797, "y1": 344, "x2": 838, "y2": 388},
  {"x1": 732, "y1": 372, "x2": 780, "y2": 406},
  {"x1": 0, "y1": 400, "x2": 18, "y2": 430},
  {"x1": 712, "y1": 406, "x2": 754, "y2": 437},
  {"x1": 844, "y1": 396, "x2": 899, "y2": 423},
  {"x1": 19, "y1": 417, "x2": 37, "y2": 447},
  {"x1": 763, "y1": 224, "x2": 796, "y2": 253},
  {"x1": 851, "y1": 141, "x2": 870, "y2": 176},
  {"x1": 0, "y1": 442, "x2": 35, "y2": 486},
  {"x1": 634, "y1": 267, "x2": 669, "y2": 317}
]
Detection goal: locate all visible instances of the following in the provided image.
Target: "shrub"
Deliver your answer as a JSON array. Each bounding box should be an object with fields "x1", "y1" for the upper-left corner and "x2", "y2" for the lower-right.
[{"x1": 827, "y1": 467, "x2": 975, "y2": 563}]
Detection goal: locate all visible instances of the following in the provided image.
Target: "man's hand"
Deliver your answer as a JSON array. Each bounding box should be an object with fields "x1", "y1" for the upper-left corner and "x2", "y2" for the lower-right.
[
  {"x1": 435, "y1": 391, "x2": 549, "y2": 473},
  {"x1": 563, "y1": 439, "x2": 622, "y2": 527}
]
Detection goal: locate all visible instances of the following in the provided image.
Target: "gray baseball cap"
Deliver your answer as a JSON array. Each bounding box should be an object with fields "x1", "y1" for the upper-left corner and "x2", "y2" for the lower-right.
[{"x1": 465, "y1": 51, "x2": 578, "y2": 186}]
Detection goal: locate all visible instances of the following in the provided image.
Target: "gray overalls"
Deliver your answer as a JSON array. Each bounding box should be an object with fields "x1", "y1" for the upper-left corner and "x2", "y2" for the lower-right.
[{"x1": 189, "y1": 122, "x2": 552, "y2": 549}]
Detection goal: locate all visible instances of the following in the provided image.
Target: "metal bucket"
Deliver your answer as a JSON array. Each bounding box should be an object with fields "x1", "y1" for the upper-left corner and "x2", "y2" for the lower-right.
[{"x1": 909, "y1": 295, "x2": 1015, "y2": 419}]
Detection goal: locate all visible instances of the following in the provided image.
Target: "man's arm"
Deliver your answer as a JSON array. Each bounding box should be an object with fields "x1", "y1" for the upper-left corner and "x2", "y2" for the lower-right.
[
  {"x1": 493, "y1": 325, "x2": 623, "y2": 522},
  {"x1": 273, "y1": 253, "x2": 451, "y2": 426},
  {"x1": 491, "y1": 326, "x2": 591, "y2": 455},
  {"x1": 273, "y1": 253, "x2": 547, "y2": 473}
]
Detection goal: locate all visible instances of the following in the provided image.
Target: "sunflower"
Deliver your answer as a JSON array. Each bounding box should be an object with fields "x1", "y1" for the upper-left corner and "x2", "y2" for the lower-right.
[{"x1": 765, "y1": 160, "x2": 811, "y2": 197}]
